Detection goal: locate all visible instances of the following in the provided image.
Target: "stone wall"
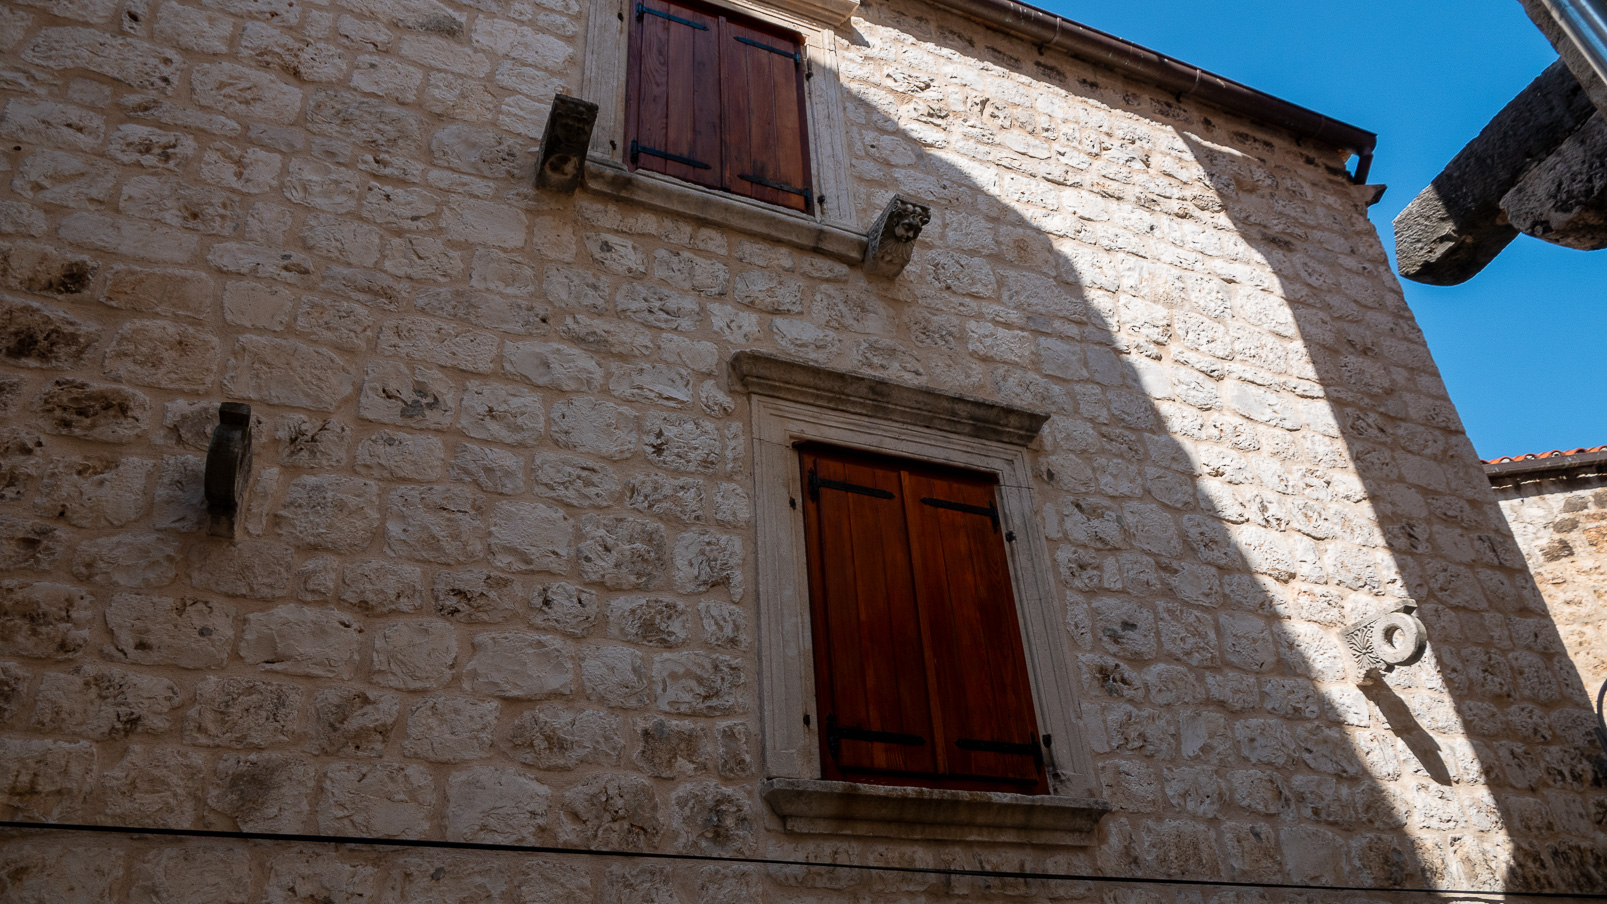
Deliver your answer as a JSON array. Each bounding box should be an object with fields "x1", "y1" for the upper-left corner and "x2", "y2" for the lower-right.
[
  {"x1": 1491, "y1": 466, "x2": 1607, "y2": 714},
  {"x1": 0, "y1": 0, "x2": 1603, "y2": 900}
]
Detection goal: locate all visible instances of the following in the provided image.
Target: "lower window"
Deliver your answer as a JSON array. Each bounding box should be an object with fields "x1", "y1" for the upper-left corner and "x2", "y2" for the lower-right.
[{"x1": 798, "y1": 443, "x2": 1049, "y2": 795}]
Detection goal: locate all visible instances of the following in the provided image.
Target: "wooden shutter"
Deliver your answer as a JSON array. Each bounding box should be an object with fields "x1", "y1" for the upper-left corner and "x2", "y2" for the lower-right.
[
  {"x1": 902, "y1": 470, "x2": 1047, "y2": 791},
  {"x1": 720, "y1": 17, "x2": 811, "y2": 212},
  {"x1": 800, "y1": 449, "x2": 939, "y2": 778},
  {"x1": 627, "y1": 0, "x2": 722, "y2": 190},
  {"x1": 800, "y1": 446, "x2": 1047, "y2": 793}
]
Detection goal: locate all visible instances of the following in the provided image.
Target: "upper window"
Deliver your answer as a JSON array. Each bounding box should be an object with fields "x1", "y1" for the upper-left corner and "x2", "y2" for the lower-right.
[
  {"x1": 626, "y1": 0, "x2": 813, "y2": 213},
  {"x1": 798, "y1": 443, "x2": 1050, "y2": 795}
]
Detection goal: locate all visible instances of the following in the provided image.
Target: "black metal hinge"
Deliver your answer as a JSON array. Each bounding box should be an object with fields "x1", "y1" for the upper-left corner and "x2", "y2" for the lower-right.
[
  {"x1": 920, "y1": 496, "x2": 1000, "y2": 533},
  {"x1": 735, "y1": 34, "x2": 798, "y2": 62},
  {"x1": 630, "y1": 140, "x2": 710, "y2": 169},
  {"x1": 807, "y1": 466, "x2": 894, "y2": 502},
  {"x1": 826, "y1": 714, "x2": 925, "y2": 759},
  {"x1": 739, "y1": 172, "x2": 808, "y2": 197},
  {"x1": 637, "y1": 2, "x2": 707, "y2": 28}
]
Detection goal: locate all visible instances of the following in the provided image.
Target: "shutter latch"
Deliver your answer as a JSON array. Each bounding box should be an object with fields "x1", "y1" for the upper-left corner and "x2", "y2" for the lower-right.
[
  {"x1": 630, "y1": 140, "x2": 710, "y2": 170},
  {"x1": 734, "y1": 34, "x2": 799, "y2": 63},
  {"x1": 825, "y1": 714, "x2": 926, "y2": 759},
  {"x1": 738, "y1": 172, "x2": 809, "y2": 198},
  {"x1": 954, "y1": 734, "x2": 1045, "y2": 769},
  {"x1": 920, "y1": 496, "x2": 1001, "y2": 533}
]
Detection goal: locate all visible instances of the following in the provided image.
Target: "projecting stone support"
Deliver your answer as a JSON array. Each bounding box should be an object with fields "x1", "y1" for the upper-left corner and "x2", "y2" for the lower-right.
[
  {"x1": 1502, "y1": 112, "x2": 1607, "y2": 249},
  {"x1": 1394, "y1": 60, "x2": 1597, "y2": 284}
]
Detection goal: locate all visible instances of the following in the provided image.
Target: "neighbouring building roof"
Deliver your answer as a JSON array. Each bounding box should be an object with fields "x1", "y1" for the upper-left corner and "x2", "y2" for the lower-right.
[{"x1": 1483, "y1": 444, "x2": 1607, "y2": 479}]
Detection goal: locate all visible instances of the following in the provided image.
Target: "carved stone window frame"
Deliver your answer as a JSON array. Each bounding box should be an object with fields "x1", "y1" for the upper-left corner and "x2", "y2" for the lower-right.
[
  {"x1": 579, "y1": 0, "x2": 864, "y2": 259},
  {"x1": 732, "y1": 352, "x2": 1108, "y2": 844}
]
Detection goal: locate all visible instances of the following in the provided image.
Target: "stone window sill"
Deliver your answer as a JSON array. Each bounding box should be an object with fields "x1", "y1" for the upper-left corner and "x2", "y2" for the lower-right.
[
  {"x1": 761, "y1": 778, "x2": 1110, "y2": 846},
  {"x1": 583, "y1": 157, "x2": 868, "y2": 264}
]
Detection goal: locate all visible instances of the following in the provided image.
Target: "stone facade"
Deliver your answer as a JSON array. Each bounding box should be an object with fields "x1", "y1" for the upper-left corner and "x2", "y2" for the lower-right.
[
  {"x1": 0, "y1": 0, "x2": 1603, "y2": 900},
  {"x1": 1489, "y1": 454, "x2": 1607, "y2": 715}
]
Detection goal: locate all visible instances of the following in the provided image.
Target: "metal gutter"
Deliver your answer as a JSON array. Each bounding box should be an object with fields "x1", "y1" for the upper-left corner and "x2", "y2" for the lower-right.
[
  {"x1": 920, "y1": 0, "x2": 1379, "y2": 182},
  {"x1": 1538, "y1": 0, "x2": 1607, "y2": 88}
]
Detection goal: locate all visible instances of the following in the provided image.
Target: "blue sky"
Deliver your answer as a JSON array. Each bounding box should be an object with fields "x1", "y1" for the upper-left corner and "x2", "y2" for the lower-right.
[{"x1": 1040, "y1": 0, "x2": 1607, "y2": 460}]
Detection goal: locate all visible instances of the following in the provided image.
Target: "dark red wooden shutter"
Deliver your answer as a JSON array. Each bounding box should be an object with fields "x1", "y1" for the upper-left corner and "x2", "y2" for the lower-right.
[
  {"x1": 719, "y1": 17, "x2": 811, "y2": 212},
  {"x1": 627, "y1": 0, "x2": 722, "y2": 190},
  {"x1": 902, "y1": 471, "x2": 1047, "y2": 792},
  {"x1": 800, "y1": 446, "x2": 1047, "y2": 794},
  {"x1": 800, "y1": 449, "x2": 938, "y2": 779}
]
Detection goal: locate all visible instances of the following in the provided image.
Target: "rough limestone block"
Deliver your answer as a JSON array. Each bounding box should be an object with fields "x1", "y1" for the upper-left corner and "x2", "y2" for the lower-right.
[
  {"x1": 33, "y1": 379, "x2": 152, "y2": 442},
  {"x1": 70, "y1": 531, "x2": 180, "y2": 589},
  {"x1": 578, "y1": 515, "x2": 666, "y2": 589},
  {"x1": 581, "y1": 645, "x2": 650, "y2": 708},
  {"x1": 670, "y1": 782, "x2": 755, "y2": 856},
  {"x1": 653, "y1": 652, "x2": 744, "y2": 716},
  {"x1": 0, "y1": 296, "x2": 100, "y2": 368},
  {"x1": 488, "y1": 500, "x2": 573, "y2": 574},
  {"x1": 671, "y1": 529, "x2": 744, "y2": 600},
  {"x1": 239, "y1": 605, "x2": 363, "y2": 679},
  {"x1": 434, "y1": 568, "x2": 519, "y2": 623},
  {"x1": 401, "y1": 695, "x2": 497, "y2": 763},
  {"x1": 101, "y1": 745, "x2": 206, "y2": 828},
  {"x1": 371, "y1": 620, "x2": 458, "y2": 690},
  {"x1": 558, "y1": 773, "x2": 661, "y2": 851},
  {"x1": 528, "y1": 581, "x2": 600, "y2": 636},
  {"x1": 275, "y1": 475, "x2": 382, "y2": 552},
  {"x1": 127, "y1": 846, "x2": 251, "y2": 904},
  {"x1": 184, "y1": 675, "x2": 301, "y2": 748},
  {"x1": 0, "y1": 840, "x2": 122, "y2": 904},
  {"x1": 446, "y1": 765, "x2": 551, "y2": 844},
  {"x1": 339, "y1": 559, "x2": 424, "y2": 614},
  {"x1": 318, "y1": 762, "x2": 434, "y2": 838},
  {"x1": 312, "y1": 688, "x2": 400, "y2": 758},
  {"x1": 506, "y1": 706, "x2": 623, "y2": 770},
  {"x1": 608, "y1": 597, "x2": 691, "y2": 648},
  {"x1": 188, "y1": 539, "x2": 294, "y2": 600},
  {"x1": 531, "y1": 454, "x2": 622, "y2": 507},
  {"x1": 0, "y1": 580, "x2": 93, "y2": 659},
  {"x1": 104, "y1": 592, "x2": 234, "y2": 669},
  {"x1": 386, "y1": 485, "x2": 487, "y2": 564},
  {"x1": 207, "y1": 752, "x2": 315, "y2": 832},
  {"x1": 31, "y1": 663, "x2": 181, "y2": 739},
  {"x1": 262, "y1": 851, "x2": 381, "y2": 904},
  {"x1": 463, "y1": 632, "x2": 573, "y2": 700},
  {"x1": 633, "y1": 716, "x2": 708, "y2": 779},
  {"x1": 0, "y1": 737, "x2": 95, "y2": 819}
]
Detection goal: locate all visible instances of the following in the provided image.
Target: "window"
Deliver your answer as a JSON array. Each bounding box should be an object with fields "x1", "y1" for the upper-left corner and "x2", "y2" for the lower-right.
[
  {"x1": 799, "y1": 444, "x2": 1049, "y2": 794},
  {"x1": 626, "y1": 0, "x2": 813, "y2": 213}
]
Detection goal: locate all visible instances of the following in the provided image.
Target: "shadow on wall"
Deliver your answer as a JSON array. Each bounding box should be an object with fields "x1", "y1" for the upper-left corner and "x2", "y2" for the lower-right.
[{"x1": 810, "y1": 0, "x2": 1605, "y2": 895}]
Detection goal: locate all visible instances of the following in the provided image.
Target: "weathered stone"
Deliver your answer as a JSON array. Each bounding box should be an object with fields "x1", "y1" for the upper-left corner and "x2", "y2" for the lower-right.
[
  {"x1": 386, "y1": 485, "x2": 486, "y2": 564},
  {"x1": 189, "y1": 539, "x2": 294, "y2": 600},
  {"x1": 609, "y1": 597, "x2": 691, "y2": 648},
  {"x1": 582, "y1": 645, "x2": 651, "y2": 708},
  {"x1": 633, "y1": 716, "x2": 707, "y2": 778},
  {"x1": 275, "y1": 475, "x2": 381, "y2": 551},
  {"x1": 458, "y1": 380, "x2": 545, "y2": 445},
  {"x1": 104, "y1": 592, "x2": 233, "y2": 669},
  {"x1": 30, "y1": 663, "x2": 179, "y2": 741},
  {"x1": 0, "y1": 295, "x2": 99, "y2": 368},
  {"x1": 222, "y1": 281, "x2": 295, "y2": 329},
  {"x1": 239, "y1": 605, "x2": 363, "y2": 679},
  {"x1": 33, "y1": 378, "x2": 152, "y2": 442},
  {"x1": 505, "y1": 340, "x2": 604, "y2": 392},
  {"x1": 446, "y1": 765, "x2": 550, "y2": 844},
  {"x1": 579, "y1": 515, "x2": 667, "y2": 590},
  {"x1": 0, "y1": 839, "x2": 122, "y2": 903},
  {"x1": 531, "y1": 454, "x2": 622, "y2": 507},
  {"x1": 370, "y1": 620, "x2": 457, "y2": 691},
  {"x1": 549, "y1": 398, "x2": 637, "y2": 459},
  {"x1": 184, "y1": 676, "x2": 301, "y2": 748},
  {"x1": 119, "y1": 174, "x2": 242, "y2": 235},
  {"x1": 36, "y1": 456, "x2": 154, "y2": 527},
  {"x1": 507, "y1": 705, "x2": 623, "y2": 771},
  {"x1": 559, "y1": 773, "x2": 661, "y2": 850},
  {"x1": 102, "y1": 320, "x2": 220, "y2": 391},
  {"x1": 671, "y1": 782, "x2": 755, "y2": 855},
  {"x1": 0, "y1": 513, "x2": 61, "y2": 572},
  {"x1": 293, "y1": 716, "x2": 387, "y2": 801},
  {"x1": 318, "y1": 762, "x2": 434, "y2": 838},
  {"x1": 0, "y1": 99, "x2": 106, "y2": 152},
  {"x1": 224, "y1": 336, "x2": 354, "y2": 410},
  {"x1": 340, "y1": 559, "x2": 424, "y2": 614},
  {"x1": 643, "y1": 413, "x2": 719, "y2": 473},
  {"x1": 699, "y1": 601, "x2": 748, "y2": 651},
  {"x1": 355, "y1": 429, "x2": 445, "y2": 481},
  {"x1": 529, "y1": 581, "x2": 600, "y2": 637},
  {"x1": 0, "y1": 737, "x2": 95, "y2": 819},
  {"x1": 488, "y1": 500, "x2": 573, "y2": 574},
  {"x1": 0, "y1": 580, "x2": 93, "y2": 660},
  {"x1": 102, "y1": 745, "x2": 206, "y2": 828},
  {"x1": 401, "y1": 694, "x2": 497, "y2": 763},
  {"x1": 191, "y1": 62, "x2": 304, "y2": 123},
  {"x1": 107, "y1": 124, "x2": 197, "y2": 169},
  {"x1": 654, "y1": 652, "x2": 744, "y2": 716},
  {"x1": 69, "y1": 531, "x2": 178, "y2": 588},
  {"x1": 378, "y1": 315, "x2": 499, "y2": 374},
  {"x1": 716, "y1": 723, "x2": 755, "y2": 778},
  {"x1": 127, "y1": 846, "x2": 251, "y2": 904},
  {"x1": 451, "y1": 442, "x2": 527, "y2": 495},
  {"x1": 610, "y1": 362, "x2": 694, "y2": 408},
  {"x1": 263, "y1": 851, "x2": 380, "y2": 904},
  {"x1": 1503, "y1": 112, "x2": 1607, "y2": 249},
  {"x1": 672, "y1": 529, "x2": 744, "y2": 600},
  {"x1": 358, "y1": 360, "x2": 457, "y2": 429},
  {"x1": 464, "y1": 632, "x2": 573, "y2": 699}
]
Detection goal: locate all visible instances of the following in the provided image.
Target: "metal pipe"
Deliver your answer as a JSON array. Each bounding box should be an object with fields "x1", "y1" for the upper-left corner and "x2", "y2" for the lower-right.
[
  {"x1": 1537, "y1": 0, "x2": 1607, "y2": 88},
  {"x1": 921, "y1": 0, "x2": 1379, "y2": 182}
]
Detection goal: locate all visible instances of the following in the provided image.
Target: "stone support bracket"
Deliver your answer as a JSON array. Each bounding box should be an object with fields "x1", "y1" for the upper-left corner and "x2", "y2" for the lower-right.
[
  {"x1": 1343, "y1": 600, "x2": 1428, "y2": 683},
  {"x1": 861, "y1": 194, "x2": 931, "y2": 279},
  {"x1": 204, "y1": 402, "x2": 253, "y2": 539},
  {"x1": 536, "y1": 95, "x2": 599, "y2": 193}
]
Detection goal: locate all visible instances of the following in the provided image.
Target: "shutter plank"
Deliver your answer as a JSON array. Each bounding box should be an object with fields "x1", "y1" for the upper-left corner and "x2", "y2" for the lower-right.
[
  {"x1": 801, "y1": 449, "x2": 937, "y2": 779},
  {"x1": 722, "y1": 19, "x2": 810, "y2": 212},
  {"x1": 904, "y1": 471, "x2": 1047, "y2": 791},
  {"x1": 629, "y1": 0, "x2": 719, "y2": 187}
]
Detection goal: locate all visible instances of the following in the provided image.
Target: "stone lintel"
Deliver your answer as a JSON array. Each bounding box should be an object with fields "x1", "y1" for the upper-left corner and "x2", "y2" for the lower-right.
[
  {"x1": 729, "y1": 351, "x2": 1050, "y2": 447},
  {"x1": 1394, "y1": 60, "x2": 1597, "y2": 285},
  {"x1": 583, "y1": 158, "x2": 867, "y2": 264},
  {"x1": 762, "y1": 778, "x2": 1109, "y2": 845}
]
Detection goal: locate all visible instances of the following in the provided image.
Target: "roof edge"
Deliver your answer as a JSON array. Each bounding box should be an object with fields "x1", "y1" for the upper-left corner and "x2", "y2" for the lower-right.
[
  {"x1": 1485, "y1": 448, "x2": 1607, "y2": 481},
  {"x1": 921, "y1": 0, "x2": 1378, "y2": 168}
]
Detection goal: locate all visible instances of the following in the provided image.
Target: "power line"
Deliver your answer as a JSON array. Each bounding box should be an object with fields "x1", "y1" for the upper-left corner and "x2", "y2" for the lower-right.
[{"x1": 3, "y1": 821, "x2": 1604, "y2": 900}]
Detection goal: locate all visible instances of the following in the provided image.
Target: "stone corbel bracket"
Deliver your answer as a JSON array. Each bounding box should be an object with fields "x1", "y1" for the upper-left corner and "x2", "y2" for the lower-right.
[
  {"x1": 205, "y1": 402, "x2": 253, "y2": 538},
  {"x1": 536, "y1": 94, "x2": 599, "y2": 193},
  {"x1": 1343, "y1": 600, "x2": 1428, "y2": 683},
  {"x1": 862, "y1": 194, "x2": 931, "y2": 279}
]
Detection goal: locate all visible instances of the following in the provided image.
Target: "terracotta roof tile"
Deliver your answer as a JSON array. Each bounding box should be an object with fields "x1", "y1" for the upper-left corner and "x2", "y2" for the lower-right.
[{"x1": 1483, "y1": 444, "x2": 1607, "y2": 464}]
